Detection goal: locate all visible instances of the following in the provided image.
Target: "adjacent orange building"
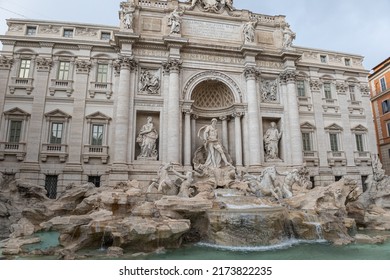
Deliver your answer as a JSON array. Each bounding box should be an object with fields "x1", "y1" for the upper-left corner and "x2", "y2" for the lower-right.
[{"x1": 370, "y1": 57, "x2": 390, "y2": 174}]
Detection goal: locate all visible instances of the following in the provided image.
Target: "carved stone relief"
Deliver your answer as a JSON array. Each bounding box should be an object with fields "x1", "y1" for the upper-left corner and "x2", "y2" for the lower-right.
[
  {"x1": 260, "y1": 80, "x2": 278, "y2": 103},
  {"x1": 139, "y1": 69, "x2": 161, "y2": 95}
]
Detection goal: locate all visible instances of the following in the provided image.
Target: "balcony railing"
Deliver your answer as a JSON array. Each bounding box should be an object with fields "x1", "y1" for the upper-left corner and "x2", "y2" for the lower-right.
[
  {"x1": 354, "y1": 151, "x2": 372, "y2": 166},
  {"x1": 327, "y1": 151, "x2": 346, "y2": 166},
  {"x1": 88, "y1": 82, "x2": 113, "y2": 99},
  {"x1": 41, "y1": 144, "x2": 68, "y2": 162},
  {"x1": 83, "y1": 145, "x2": 109, "y2": 164},
  {"x1": 303, "y1": 151, "x2": 319, "y2": 166},
  {"x1": 9, "y1": 77, "x2": 34, "y2": 94},
  {"x1": 0, "y1": 142, "x2": 26, "y2": 161},
  {"x1": 49, "y1": 79, "x2": 74, "y2": 96}
]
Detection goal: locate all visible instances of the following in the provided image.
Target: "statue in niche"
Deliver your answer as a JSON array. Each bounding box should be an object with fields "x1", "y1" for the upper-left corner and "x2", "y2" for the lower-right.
[
  {"x1": 264, "y1": 122, "x2": 282, "y2": 161},
  {"x1": 243, "y1": 20, "x2": 257, "y2": 44},
  {"x1": 121, "y1": 4, "x2": 135, "y2": 31},
  {"x1": 282, "y1": 23, "x2": 296, "y2": 49},
  {"x1": 261, "y1": 80, "x2": 278, "y2": 103},
  {"x1": 139, "y1": 69, "x2": 160, "y2": 94},
  {"x1": 136, "y1": 116, "x2": 158, "y2": 159},
  {"x1": 168, "y1": 8, "x2": 184, "y2": 34},
  {"x1": 196, "y1": 118, "x2": 233, "y2": 169}
]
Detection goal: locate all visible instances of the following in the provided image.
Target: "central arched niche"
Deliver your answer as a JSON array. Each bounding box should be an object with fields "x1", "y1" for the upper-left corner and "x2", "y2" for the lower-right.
[{"x1": 191, "y1": 80, "x2": 235, "y2": 110}]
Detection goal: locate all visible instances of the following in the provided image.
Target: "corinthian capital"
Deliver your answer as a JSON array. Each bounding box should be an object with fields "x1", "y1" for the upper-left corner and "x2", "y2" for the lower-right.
[
  {"x1": 164, "y1": 59, "x2": 182, "y2": 73},
  {"x1": 243, "y1": 66, "x2": 260, "y2": 80},
  {"x1": 279, "y1": 70, "x2": 297, "y2": 84},
  {"x1": 114, "y1": 55, "x2": 137, "y2": 72},
  {"x1": 36, "y1": 57, "x2": 53, "y2": 71},
  {"x1": 0, "y1": 55, "x2": 14, "y2": 69},
  {"x1": 75, "y1": 59, "x2": 92, "y2": 74}
]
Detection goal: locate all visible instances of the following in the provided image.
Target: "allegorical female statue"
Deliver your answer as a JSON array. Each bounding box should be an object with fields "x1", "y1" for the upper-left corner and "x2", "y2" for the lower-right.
[{"x1": 137, "y1": 116, "x2": 158, "y2": 159}]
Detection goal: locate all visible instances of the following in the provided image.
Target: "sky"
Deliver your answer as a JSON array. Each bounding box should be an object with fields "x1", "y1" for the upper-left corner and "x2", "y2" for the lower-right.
[{"x1": 0, "y1": 0, "x2": 388, "y2": 70}]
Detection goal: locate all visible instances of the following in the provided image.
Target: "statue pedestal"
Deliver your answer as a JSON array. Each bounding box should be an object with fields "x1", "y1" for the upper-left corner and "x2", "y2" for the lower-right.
[{"x1": 137, "y1": 156, "x2": 158, "y2": 161}]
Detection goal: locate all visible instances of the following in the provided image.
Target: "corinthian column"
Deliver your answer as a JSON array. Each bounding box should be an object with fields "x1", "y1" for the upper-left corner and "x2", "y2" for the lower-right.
[
  {"x1": 183, "y1": 108, "x2": 192, "y2": 167},
  {"x1": 232, "y1": 112, "x2": 243, "y2": 167},
  {"x1": 244, "y1": 67, "x2": 262, "y2": 166},
  {"x1": 280, "y1": 70, "x2": 303, "y2": 165},
  {"x1": 219, "y1": 116, "x2": 229, "y2": 149},
  {"x1": 113, "y1": 56, "x2": 136, "y2": 167},
  {"x1": 165, "y1": 59, "x2": 182, "y2": 164}
]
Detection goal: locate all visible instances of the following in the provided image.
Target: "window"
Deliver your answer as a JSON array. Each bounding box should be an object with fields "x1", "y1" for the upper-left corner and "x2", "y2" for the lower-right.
[
  {"x1": 380, "y1": 77, "x2": 387, "y2": 92},
  {"x1": 297, "y1": 80, "x2": 305, "y2": 97},
  {"x1": 349, "y1": 85, "x2": 356, "y2": 101},
  {"x1": 9, "y1": 120, "x2": 22, "y2": 143},
  {"x1": 19, "y1": 59, "x2": 31, "y2": 78},
  {"x1": 387, "y1": 122, "x2": 390, "y2": 137},
  {"x1": 320, "y1": 55, "x2": 327, "y2": 63},
  {"x1": 324, "y1": 82, "x2": 332, "y2": 99},
  {"x1": 58, "y1": 61, "x2": 70, "y2": 80},
  {"x1": 45, "y1": 175, "x2": 58, "y2": 199},
  {"x1": 63, "y1": 29, "x2": 73, "y2": 38},
  {"x1": 355, "y1": 134, "x2": 364, "y2": 152},
  {"x1": 97, "y1": 64, "x2": 109, "y2": 83},
  {"x1": 329, "y1": 133, "x2": 339, "y2": 152},
  {"x1": 88, "y1": 176, "x2": 101, "y2": 188},
  {"x1": 50, "y1": 122, "x2": 64, "y2": 144},
  {"x1": 382, "y1": 100, "x2": 390, "y2": 114},
  {"x1": 26, "y1": 26, "x2": 36, "y2": 36},
  {"x1": 345, "y1": 58, "x2": 351, "y2": 66},
  {"x1": 101, "y1": 32, "x2": 111, "y2": 40},
  {"x1": 91, "y1": 124, "x2": 104, "y2": 146},
  {"x1": 302, "y1": 132, "x2": 312, "y2": 151}
]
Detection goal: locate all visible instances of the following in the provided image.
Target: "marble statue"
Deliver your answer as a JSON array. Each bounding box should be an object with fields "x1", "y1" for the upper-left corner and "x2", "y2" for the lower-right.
[
  {"x1": 243, "y1": 20, "x2": 257, "y2": 44},
  {"x1": 244, "y1": 166, "x2": 282, "y2": 200},
  {"x1": 121, "y1": 4, "x2": 135, "y2": 31},
  {"x1": 264, "y1": 122, "x2": 282, "y2": 160},
  {"x1": 189, "y1": 0, "x2": 234, "y2": 12},
  {"x1": 139, "y1": 69, "x2": 160, "y2": 94},
  {"x1": 156, "y1": 162, "x2": 178, "y2": 195},
  {"x1": 282, "y1": 24, "x2": 296, "y2": 49},
  {"x1": 168, "y1": 9, "x2": 183, "y2": 34},
  {"x1": 136, "y1": 116, "x2": 158, "y2": 159},
  {"x1": 198, "y1": 118, "x2": 233, "y2": 169}
]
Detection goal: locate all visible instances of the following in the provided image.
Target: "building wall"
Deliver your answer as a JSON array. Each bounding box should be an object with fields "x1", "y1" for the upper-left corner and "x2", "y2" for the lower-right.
[
  {"x1": 0, "y1": 0, "x2": 376, "y2": 194},
  {"x1": 370, "y1": 57, "x2": 390, "y2": 174}
]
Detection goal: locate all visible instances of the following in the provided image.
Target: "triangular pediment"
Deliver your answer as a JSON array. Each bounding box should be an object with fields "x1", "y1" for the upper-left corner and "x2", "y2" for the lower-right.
[
  {"x1": 86, "y1": 111, "x2": 111, "y2": 121},
  {"x1": 301, "y1": 122, "x2": 316, "y2": 130},
  {"x1": 44, "y1": 109, "x2": 71, "y2": 119},
  {"x1": 3, "y1": 107, "x2": 30, "y2": 117},
  {"x1": 351, "y1": 124, "x2": 367, "y2": 132},
  {"x1": 325, "y1": 123, "x2": 343, "y2": 131}
]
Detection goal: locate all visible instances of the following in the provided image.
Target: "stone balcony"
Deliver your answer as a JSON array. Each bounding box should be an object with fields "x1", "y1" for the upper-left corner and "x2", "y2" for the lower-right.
[
  {"x1": 49, "y1": 79, "x2": 74, "y2": 96},
  {"x1": 0, "y1": 142, "x2": 26, "y2": 161},
  {"x1": 9, "y1": 77, "x2": 34, "y2": 94},
  {"x1": 303, "y1": 151, "x2": 319, "y2": 166},
  {"x1": 298, "y1": 96, "x2": 313, "y2": 112},
  {"x1": 83, "y1": 145, "x2": 109, "y2": 164},
  {"x1": 327, "y1": 151, "x2": 346, "y2": 166},
  {"x1": 354, "y1": 151, "x2": 372, "y2": 166},
  {"x1": 88, "y1": 82, "x2": 113, "y2": 99},
  {"x1": 40, "y1": 144, "x2": 68, "y2": 162}
]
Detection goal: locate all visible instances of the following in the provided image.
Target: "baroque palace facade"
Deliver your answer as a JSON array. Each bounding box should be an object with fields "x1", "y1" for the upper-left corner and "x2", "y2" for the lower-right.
[{"x1": 0, "y1": 0, "x2": 376, "y2": 197}]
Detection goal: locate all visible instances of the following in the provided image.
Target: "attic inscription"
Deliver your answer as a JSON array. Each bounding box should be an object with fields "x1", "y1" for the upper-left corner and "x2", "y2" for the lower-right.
[{"x1": 182, "y1": 19, "x2": 240, "y2": 41}]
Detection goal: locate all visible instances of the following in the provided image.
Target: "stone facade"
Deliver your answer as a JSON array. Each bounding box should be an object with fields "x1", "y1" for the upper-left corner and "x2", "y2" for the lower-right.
[
  {"x1": 369, "y1": 57, "x2": 390, "y2": 175},
  {"x1": 0, "y1": 0, "x2": 376, "y2": 196}
]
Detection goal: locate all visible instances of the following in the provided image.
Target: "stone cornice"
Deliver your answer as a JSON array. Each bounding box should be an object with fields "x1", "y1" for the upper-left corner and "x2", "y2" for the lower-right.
[{"x1": 163, "y1": 36, "x2": 189, "y2": 49}]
